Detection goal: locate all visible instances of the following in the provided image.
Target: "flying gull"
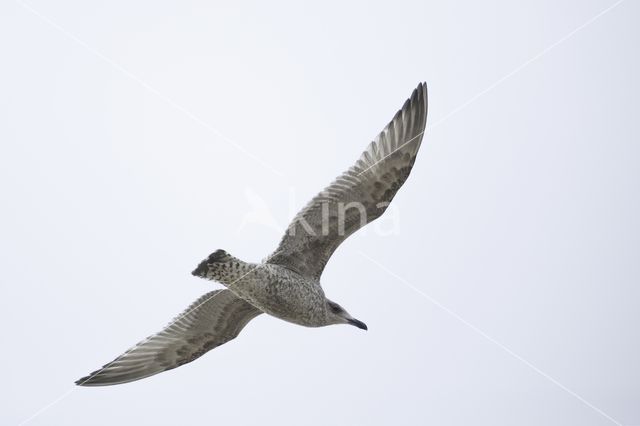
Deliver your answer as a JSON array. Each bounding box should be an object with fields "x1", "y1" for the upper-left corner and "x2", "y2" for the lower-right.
[{"x1": 77, "y1": 82, "x2": 428, "y2": 386}]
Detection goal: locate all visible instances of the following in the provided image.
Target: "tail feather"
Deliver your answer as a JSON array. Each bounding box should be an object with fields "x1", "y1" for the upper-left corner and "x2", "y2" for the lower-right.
[
  {"x1": 192, "y1": 249, "x2": 240, "y2": 283},
  {"x1": 192, "y1": 249, "x2": 230, "y2": 278}
]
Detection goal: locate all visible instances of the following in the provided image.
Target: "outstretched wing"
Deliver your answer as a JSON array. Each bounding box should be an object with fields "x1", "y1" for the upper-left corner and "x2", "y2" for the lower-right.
[
  {"x1": 267, "y1": 82, "x2": 428, "y2": 279},
  {"x1": 76, "y1": 290, "x2": 262, "y2": 386}
]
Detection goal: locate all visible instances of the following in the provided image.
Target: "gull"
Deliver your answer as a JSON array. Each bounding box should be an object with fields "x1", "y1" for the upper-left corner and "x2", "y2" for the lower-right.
[{"x1": 76, "y1": 82, "x2": 428, "y2": 386}]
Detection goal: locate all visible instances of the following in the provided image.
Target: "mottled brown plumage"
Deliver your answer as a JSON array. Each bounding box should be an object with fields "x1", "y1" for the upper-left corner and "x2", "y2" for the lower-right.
[
  {"x1": 76, "y1": 290, "x2": 261, "y2": 386},
  {"x1": 77, "y1": 83, "x2": 428, "y2": 386},
  {"x1": 267, "y1": 83, "x2": 427, "y2": 279}
]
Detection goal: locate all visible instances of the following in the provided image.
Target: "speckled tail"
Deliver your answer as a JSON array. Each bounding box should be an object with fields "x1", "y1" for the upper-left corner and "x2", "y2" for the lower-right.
[{"x1": 191, "y1": 249, "x2": 254, "y2": 286}]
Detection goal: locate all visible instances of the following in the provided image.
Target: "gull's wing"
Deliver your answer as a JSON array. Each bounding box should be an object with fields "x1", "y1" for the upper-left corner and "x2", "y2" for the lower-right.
[
  {"x1": 76, "y1": 290, "x2": 262, "y2": 386},
  {"x1": 267, "y1": 82, "x2": 428, "y2": 279}
]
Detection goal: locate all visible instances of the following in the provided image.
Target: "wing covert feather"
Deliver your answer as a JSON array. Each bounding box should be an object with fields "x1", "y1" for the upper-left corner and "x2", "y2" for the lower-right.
[{"x1": 76, "y1": 289, "x2": 262, "y2": 386}]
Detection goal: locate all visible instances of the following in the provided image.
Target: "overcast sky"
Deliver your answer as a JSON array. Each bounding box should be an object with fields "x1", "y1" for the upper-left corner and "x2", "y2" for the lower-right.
[{"x1": 1, "y1": 0, "x2": 638, "y2": 425}]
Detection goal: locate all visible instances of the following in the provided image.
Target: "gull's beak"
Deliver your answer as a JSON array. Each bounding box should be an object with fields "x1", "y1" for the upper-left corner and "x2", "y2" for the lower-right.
[{"x1": 347, "y1": 318, "x2": 368, "y2": 330}]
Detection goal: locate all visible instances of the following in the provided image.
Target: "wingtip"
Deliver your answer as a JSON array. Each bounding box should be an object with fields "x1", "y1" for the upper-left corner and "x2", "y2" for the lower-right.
[
  {"x1": 74, "y1": 370, "x2": 146, "y2": 387},
  {"x1": 75, "y1": 368, "x2": 103, "y2": 386},
  {"x1": 406, "y1": 82, "x2": 427, "y2": 113},
  {"x1": 75, "y1": 375, "x2": 94, "y2": 386},
  {"x1": 416, "y1": 81, "x2": 428, "y2": 99}
]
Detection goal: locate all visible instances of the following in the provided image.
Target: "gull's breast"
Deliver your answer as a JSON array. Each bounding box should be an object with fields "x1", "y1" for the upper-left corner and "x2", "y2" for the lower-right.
[{"x1": 235, "y1": 265, "x2": 328, "y2": 327}]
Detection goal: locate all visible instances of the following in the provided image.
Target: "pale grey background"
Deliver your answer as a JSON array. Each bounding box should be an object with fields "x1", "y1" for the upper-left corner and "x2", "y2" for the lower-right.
[{"x1": 1, "y1": 0, "x2": 638, "y2": 425}]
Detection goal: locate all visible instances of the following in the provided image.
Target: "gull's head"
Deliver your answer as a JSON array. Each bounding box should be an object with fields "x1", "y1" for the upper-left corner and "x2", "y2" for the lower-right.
[{"x1": 326, "y1": 300, "x2": 367, "y2": 330}]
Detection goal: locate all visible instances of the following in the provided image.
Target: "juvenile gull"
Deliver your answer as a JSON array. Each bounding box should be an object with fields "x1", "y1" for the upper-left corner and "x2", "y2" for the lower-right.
[{"x1": 77, "y1": 82, "x2": 428, "y2": 386}]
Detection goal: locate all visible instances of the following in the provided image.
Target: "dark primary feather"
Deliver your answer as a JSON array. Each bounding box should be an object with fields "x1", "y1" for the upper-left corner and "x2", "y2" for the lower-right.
[
  {"x1": 267, "y1": 82, "x2": 428, "y2": 279},
  {"x1": 76, "y1": 290, "x2": 262, "y2": 386}
]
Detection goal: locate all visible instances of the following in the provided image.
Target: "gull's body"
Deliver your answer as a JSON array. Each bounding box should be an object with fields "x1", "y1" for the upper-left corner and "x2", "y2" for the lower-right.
[
  {"x1": 77, "y1": 82, "x2": 428, "y2": 386},
  {"x1": 195, "y1": 256, "x2": 328, "y2": 327}
]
